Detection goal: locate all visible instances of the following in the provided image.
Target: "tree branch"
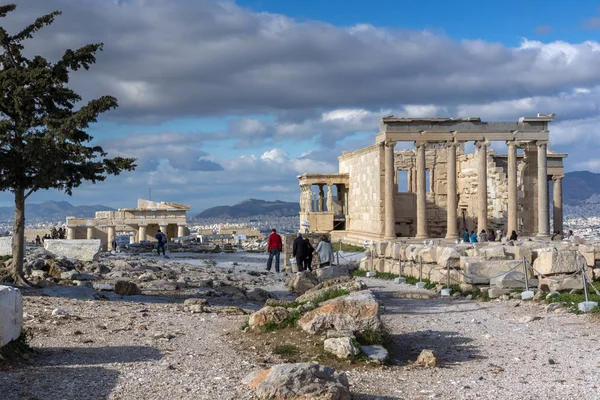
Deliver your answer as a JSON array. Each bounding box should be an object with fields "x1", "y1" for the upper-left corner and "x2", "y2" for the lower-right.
[{"x1": 24, "y1": 187, "x2": 36, "y2": 199}]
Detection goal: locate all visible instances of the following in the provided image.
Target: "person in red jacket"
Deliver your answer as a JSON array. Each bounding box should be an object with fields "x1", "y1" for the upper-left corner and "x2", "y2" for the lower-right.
[{"x1": 266, "y1": 228, "x2": 282, "y2": 273}]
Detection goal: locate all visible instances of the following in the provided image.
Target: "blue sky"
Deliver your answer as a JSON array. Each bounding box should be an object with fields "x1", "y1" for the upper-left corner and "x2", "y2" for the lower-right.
[{"x1": 3, "y1": 0, "x2": 600, "y2": 213}]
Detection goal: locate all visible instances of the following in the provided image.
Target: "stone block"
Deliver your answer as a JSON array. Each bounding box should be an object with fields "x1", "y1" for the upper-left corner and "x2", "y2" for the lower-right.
[
  {"x1": 0, "y1": 237, "x2": 12, "y2": 257},
  {"x1": 417, "y1": 247, "x2": 437, "y2": 263},
  {"x1": 480, "y1": 245, "x2": 507, "y2": 260},
  {"x1": 464, "y1": 260, "x2": 523, "y2": 279},
  {"x1": 437, "y1": 247, "x2": 461, "y2": 268},
  {"x1": 374, "y1": 242, "x2": 387, "y2": 257},
  {"x1": 578, "y1": 246, "x2": 595, "y2": 267},
  {"x1": 460, "y1": 256, "x2": 485, "y2": 270},
  {"x1": 0, "y1": 285, "x2": 22, "y2": 347},
  {"x1": 490, "y1": 271, "x2": 538, "y2": 289},
  {"x1": 488, "y1": 287, "x2": 510, "y2": 299},
  {"x1": 539, "y1": 276, "x2": 583, "y2": 292},
  {"x1": 44, "y1": 239, "x2": 101, "y2": 262},
  {"x1": 532, "y1": 250, "x2": 582, "y2": 276},
  {"x1": 504, "y1": 246, "x2": 531, "y2": 264}
]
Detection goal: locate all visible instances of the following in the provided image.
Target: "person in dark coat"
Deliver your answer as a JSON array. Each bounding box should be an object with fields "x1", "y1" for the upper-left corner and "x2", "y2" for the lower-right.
[
  {"x1": 292, "y1": 233, "x2": 308, "y2": 272},
  {"x1": 509, "y1": 230, "x2": 518, "y2": 241},
  {"x1": 303, "y1": 238, "x2": 314, "y2": 272}
]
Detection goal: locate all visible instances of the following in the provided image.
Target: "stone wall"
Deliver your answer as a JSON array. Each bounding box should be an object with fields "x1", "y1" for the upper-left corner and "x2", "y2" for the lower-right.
[
  {"x1": 0, "y1": 237, "x2": 12, "y2": 256},
  {"x1": 0, "y1": 285, "x2": 22, "y2": 348},
  {"x1": 339, "y1": 144, "x2": 384, "y2": 236}
]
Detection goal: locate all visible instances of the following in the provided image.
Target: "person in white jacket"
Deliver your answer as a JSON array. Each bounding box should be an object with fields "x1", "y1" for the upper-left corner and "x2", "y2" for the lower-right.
[{"x1": 315, "y1": 235, "x2": 335, "y2": 268}]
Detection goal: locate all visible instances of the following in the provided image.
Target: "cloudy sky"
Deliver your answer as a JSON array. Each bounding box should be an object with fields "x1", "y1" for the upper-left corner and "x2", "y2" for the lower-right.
[{"x1": 2, "y1": 0, "x2": 600, "y2": 213}]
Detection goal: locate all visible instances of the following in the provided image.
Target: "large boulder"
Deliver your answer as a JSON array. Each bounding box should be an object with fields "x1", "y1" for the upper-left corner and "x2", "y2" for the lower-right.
[
  {"x1": 324, "y1": 337, "x2": 359, "y2": 359},
  {"x1": 243, "y1": 363, "x2": 350, "y2": 400},
  {"x1": 44, "y1": 239, "x2": 101, "y2": 262},
  {"x1": 298, "y1": 290, "x2": 381, "y2": 335},
  {"x1": 0, "y1": 237, "x2": 13, "y2": 257},
  {"x1": 114, "y1": 280, "x2": 139, "y2": 296},
  {"x1": 532, "y1": 250, "x2": 581, "y2": 276},
  {"x1": 417, "y1": 246, "x2": 437, "y2": 263},
  {"x1": 437, "y1": 247, "x2": 461, "y2": 268},
  {"x1": 248, "y1": 306, "x2": 290, "y2": 330},
  {"x1": 286, "y1": 271, "x2": 318, "y2": 295},
  {"x1": 245, "y1": 288, "x2": 272, "y2": 302},
  {"x1": 296, "y1": 279, "x2": 366, "y2": 304},
  {"x1": 0, "y1": 285, "x2": 22, "y2": 347},
  {"x1": 578, "y1": 245, "x2": 595, "y2": 267},
  {"x1": 315, "y1": 265, "x2": 353, "y2": 282}
]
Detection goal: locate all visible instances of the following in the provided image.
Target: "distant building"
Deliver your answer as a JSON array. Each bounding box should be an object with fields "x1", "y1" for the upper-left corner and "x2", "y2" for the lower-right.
[{"x1": 66, "y1": 199, "x2": 190, "y2": 250}]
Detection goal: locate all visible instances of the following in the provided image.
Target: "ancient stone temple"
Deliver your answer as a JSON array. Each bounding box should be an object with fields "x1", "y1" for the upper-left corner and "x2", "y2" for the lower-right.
[
  {"x1": 298, "y1": 115, "x2": 567, "y2": 242},
  {"x1": 65, "y1": 199, "x2": 190, "y2": 250}
]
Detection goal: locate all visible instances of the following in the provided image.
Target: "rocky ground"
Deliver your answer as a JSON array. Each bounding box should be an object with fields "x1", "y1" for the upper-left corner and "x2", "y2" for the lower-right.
[{"x1": 1, "y1": 249, "x2": 600, "y2": 399}]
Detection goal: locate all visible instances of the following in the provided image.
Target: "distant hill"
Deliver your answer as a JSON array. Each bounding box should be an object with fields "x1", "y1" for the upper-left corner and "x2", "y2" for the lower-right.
[
  {"x1": 563, "y1": 171, "x2": 600, "y2": 205},
  {"x1": 195, "y1": 199, "x2": 300, "y2": 218},
  {"x1": 0, "y1": 201, "x2": 115, "y2": 221}
]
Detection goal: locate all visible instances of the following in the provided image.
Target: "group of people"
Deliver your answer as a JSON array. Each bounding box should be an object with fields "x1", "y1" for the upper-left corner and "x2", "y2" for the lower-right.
[
  {"x1": 461, "y1": 229, "x2": 518, "y2": 243},
  {"x1": 34, "y1": 227, "x2": 65, "y2": 246},
  {"x1": 265, "y1": 229, "x2": 335, "y2": 273}
]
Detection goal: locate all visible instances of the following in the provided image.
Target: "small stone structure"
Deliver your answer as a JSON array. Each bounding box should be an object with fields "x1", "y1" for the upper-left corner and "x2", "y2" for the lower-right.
[
  {"x1": 0, "y1": 285, "x2": 23, "y2": 348},
  {"x1": 44, "y1": 239, "x2": 101, "y2": 262},
  {"x1": 0, "y1": 237, "x2": 12, "y2": 257},
  {"x1": 66, "y1": 199, "x2": 190, "y2": 251},
  {"x1": 298, "y1": 115, "x2": 567, "y2": 242}
]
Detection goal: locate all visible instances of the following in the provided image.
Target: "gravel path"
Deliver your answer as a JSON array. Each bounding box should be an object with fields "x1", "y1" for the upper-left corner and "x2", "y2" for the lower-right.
[{"x1": 1, "y1": 260, "x2": 600, "y2": 400}]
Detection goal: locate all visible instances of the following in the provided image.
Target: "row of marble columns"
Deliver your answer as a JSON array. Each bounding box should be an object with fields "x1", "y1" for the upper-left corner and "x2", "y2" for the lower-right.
[
  {"x1": 300, "y1": 183, "x2": 342, "y2": 213},
  {"x1": 67, "y1": 224, "x2": 188, "y2": 250},
  {"x1": 383, "y1": 140, "x2": 562, "y2": 240}
]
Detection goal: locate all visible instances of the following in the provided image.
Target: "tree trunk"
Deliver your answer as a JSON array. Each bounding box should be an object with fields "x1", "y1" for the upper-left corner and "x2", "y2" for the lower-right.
[{"x1": 11, "y1": 187, "x2": 28, "y2": 284}]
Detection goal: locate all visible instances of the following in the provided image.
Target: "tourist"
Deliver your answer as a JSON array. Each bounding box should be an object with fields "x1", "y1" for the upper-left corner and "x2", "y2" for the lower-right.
[
  {"x1": 35, "y1": 235, "x2": 41, "y2": 246},
  {"x1": 509, "y1": 230, "x2": 518, "y2": 241},
  {"x1": 293, "y1": 233, "x2": 308, "y2": 272},
  {"x1": 462, "y1": 229, "x2": 470, "y2": 243},
  {"x1": 551, "y1": 230, "x2": 561, "y2": 241},
  {"x1": 155, "y1": 229, "x2": 167, "y2": 256},
  {"x1": 566, "y1": 230, "x2": 574, "y2": 240},
  {"x1": 488, "y1": 230, "x2": 496, "y2": 242},
  {"x1": 470, "y1": 230, "x2": 478, "y2": 243},
  {"x1": 266, "y1": 228, "x2": 282, "y2": 273},
  {"x1": 303, "y1": 237, "x2": 314, "y2": 272},
  {"x1": 315, "y1": 235, "x2": 335, "y2": 268},
  {"x1": 479, "y1": 229, "x2": 487, "y2": 243}
]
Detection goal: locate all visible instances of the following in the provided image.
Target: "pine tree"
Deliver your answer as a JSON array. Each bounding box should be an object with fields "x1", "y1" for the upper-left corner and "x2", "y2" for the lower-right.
[{"x1": 0, "y1": 4, "x2": 136, "y2": 283}]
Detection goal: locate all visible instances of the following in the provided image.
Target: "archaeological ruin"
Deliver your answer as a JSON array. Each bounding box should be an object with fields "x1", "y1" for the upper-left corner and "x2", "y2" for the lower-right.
[
  {"x1": 298, "y1": 114, "x2": 567, "y2": 243},
  {"x1": 65, "y1": 199, "x2": 190, "y2": 251}
]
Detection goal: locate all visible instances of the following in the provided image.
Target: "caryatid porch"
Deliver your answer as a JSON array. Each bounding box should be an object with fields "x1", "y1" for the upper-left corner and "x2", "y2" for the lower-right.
[
  {"x1": 298, "y1": 174, "x2": 350, "y2": 233},
  {"x1": 377, "y1": 114, "x2": 563, "y2": 239}
]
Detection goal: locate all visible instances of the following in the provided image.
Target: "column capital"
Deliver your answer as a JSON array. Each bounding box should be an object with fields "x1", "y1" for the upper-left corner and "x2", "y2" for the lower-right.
[
  {"x1": 445, "y1": 140, "x2": 457, "y2": 148},
  {"x1": 474, "y1": 140, "x2": 490, "y2": 148},
  {"x1": 536, "y1": 140, "x2": 549, "y2": 147},
  {"x1": 414, "y1": 141, "x2": 427, "y2": 149},
  {"x1": 506, "y1": 139, "x2": 522, "y2": 147},
  {"x1": 384, "y1": 140, "x2": 396, "y2": 148},
  {"x1": 552, "y1": 175, "x2": 564, "y2": 182}
]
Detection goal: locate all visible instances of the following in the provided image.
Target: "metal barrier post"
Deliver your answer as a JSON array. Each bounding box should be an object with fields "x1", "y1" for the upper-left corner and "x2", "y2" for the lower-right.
[
  {"x1": 446, "y1": 260, "x2": 451, "y2": 288},
  {"x1": 582, "y1": 263, "x2": 590, "y2": 303},
  {"x1": 419, "y1": 257, "x2": 423, "y2": 282},
  {"x1": 523, "y1": 256, "x2": 529, "y2": 292}
]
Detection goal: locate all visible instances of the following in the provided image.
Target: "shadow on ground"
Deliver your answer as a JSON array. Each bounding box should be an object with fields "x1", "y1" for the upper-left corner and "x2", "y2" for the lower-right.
[
  {"x1": 352, "y1": 394, "x2": 403, "y2": 400},
  {"x1": 36, "y1": 345, "x2": 163, "y2": 365},
  {"x1": 387, "y1": 330, "x2": 485, "y2": 366}
]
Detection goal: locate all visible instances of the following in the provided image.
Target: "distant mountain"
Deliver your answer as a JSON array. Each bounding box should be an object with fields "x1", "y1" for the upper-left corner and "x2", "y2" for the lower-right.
[
  {"x1": 0, "y1": 201, "x2": 115, "y2": 221},
  {"x1": 563, "y1": 171, "x2": 600, "y2": 205},
  {"x1": 195, "y1": 199, "x2": 300, "y2": 218}
]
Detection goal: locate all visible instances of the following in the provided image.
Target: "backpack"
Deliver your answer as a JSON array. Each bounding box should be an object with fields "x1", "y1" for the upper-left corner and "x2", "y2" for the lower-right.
[{"x1": 161, "y1": 233, "x2": 167, "y2": 243}]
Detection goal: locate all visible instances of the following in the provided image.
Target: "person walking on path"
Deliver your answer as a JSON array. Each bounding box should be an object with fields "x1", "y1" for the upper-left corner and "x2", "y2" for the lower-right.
[
  {"x1": 462, "y1": 229, "x2": 470, "y2": 243},
  {"x1": 293, "y1": 233, "x2": 308, "y2": 272},
  {"x1": 315, "y1": 235, "x2": 335, "y2": 268},
  {"x1": 155, "y1": 229, "x2": 167, "y2": 256},
  {"x1": 266, "y1": 228, "x2": 282, "y2": 273},
  {"x1": 303, "y1": 237, "x2": 314, "y2": 272}
]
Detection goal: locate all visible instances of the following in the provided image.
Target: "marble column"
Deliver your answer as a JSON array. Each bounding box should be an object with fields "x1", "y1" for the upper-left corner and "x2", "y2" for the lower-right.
[
  {"x1": 177, "y1": 224, "x2": 186, "y2": 238},
  {"x1": 537, "y1": 141, "x2": 549, "y2": 237},
  {"x1": 107, "y1": 225, "x2": 116, "y2": 250},
  {"x1": 384, "y1": 141, "x2": 396, "y2": 239},
  {"x1": 138, "y1": 224, "x2": 147, "y2": 242},
  {"x1": 415, "y1": 142, "x2": 428, "y2": 239},
  {"x1": 86, "y1": 226, "x2": 94, "y2": 240},
  {"x1": 407, "y1": 169, "x2": 413, "y2": 192},
  {"x1": 318, "y1": 184, "x2": 325, "y2": 212},
  {"x1": 66, "y1": 227, "x2": 75, "y2": 240},
  {"x1": 507, "y1": 141, "x2": 518, "y2": 237},
  {"x1": 445, "y1": 142, "x2": 458, "y2": 239},
  {"x1": 475, "y1": 141, "x2": 488, "y2": 233},
  {"x1": 553, "y1": 175, "x2": 564, "y2": 234},
  {"x1": 326, "y1": 184, "x2": 333, "y2": 213}
]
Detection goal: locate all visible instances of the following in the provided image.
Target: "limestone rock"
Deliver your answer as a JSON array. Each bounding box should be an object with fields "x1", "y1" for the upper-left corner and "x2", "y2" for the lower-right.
[
  {"x1": 248, "y1": 306, "x2": 289, "y2": 330},
  {"x1": 47, "y1": 259, "x2": 74, "y2": 280},
  {"x1": 324, "y1": 337, "x2": 359, "y2": 359},
  {"x1": 491, "y1": 271, "x2": 538, "y2": 289},
  {"x1": 44, "y1": 239, "x2": 101, "y2": 262},
  {"x1": 111, "y1": 260, "x2": 134, "y2": 271},
  {"x1": 315, "y1": 265, "x2": 353, "y2": 282},
  {"x1": 417, "y1": 246, "x2": 437, "y2": 263},
  {"x1": 0, "y1": 237, "x2": 13, "y2": 257},
  {"x1": 437, "y1": 247, "x2": 461, "y2": 268},
  {"x1": 415, "y1": 349, "x2": 439, "y2": 367},
  {"x1": 538, "y1": 275, "x2": 583, "y2": 292},
  {"x1": 578, "y1": 245, "x2": 595, "y2": 267},
  {"x1": 360, "y1": 345, "x2": 388, "y2": 363},
  {"x1": 481, "y1": 246, "x2": 507, "y2": 260},
  {"x1": 487, "y1": 287, "x2": 510, "y2": 299},
  {"x1": 246, "y1": 288, "x2": 272, "y2": 302},
  {"x1": 286, "y1": 271, "x2": 318, "y2": 295},
  {"x1": 465, "y1": 260, "x2": 523, "y2": 279},
  {"x1": 243, "y1": 363, "x2": 350, "y2": 400},
  {"x1": 265, "y1": 299, "x2": 296, "y2": 307},
  {"x1": 296, "y1": 279, "x2": 366, "y2": 304},
  {"x1": 533, "y1": 250, "x2": 581, "y2": 276},
  {"x1": 298, "y1": 290, "x2": 381, "y2": 335},
  {"x1": 114, "y1": 280, "x2": 139, "y2": 296},
  {"x1": 60, "y1": 270, "x2": 80, "y2": 281}
]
